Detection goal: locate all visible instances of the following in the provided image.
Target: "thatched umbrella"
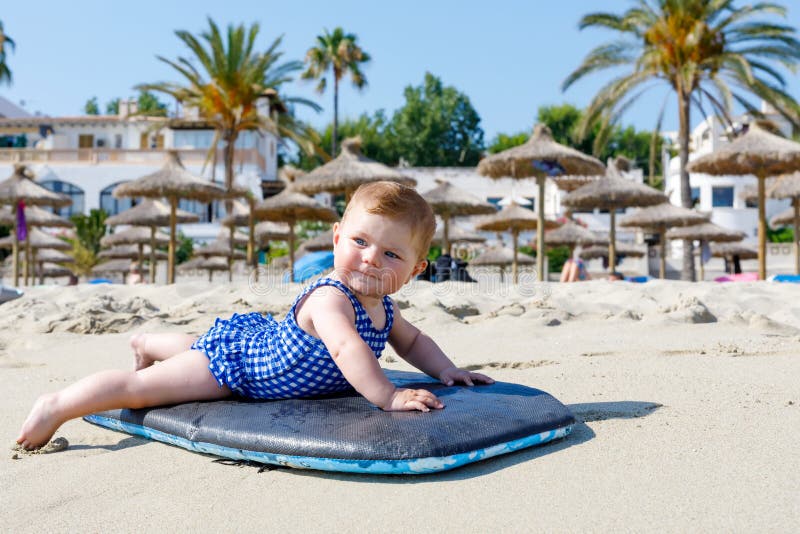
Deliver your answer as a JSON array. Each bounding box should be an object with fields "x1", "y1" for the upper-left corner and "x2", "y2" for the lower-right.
[
  {"x1": 194, "y1": 240, "x2": 247, "y2": 259},
  {"x1": 619, "y1": 203, "x2": 710, "y2": 279},
  {"x1": 561, "y1": 163, "x2": 667, "y2": 272},
  {"x1": 92, "y1": 258, "x2": 135, "y2": 283},
  {"x1": 470, "y1": 246, "x2": 535, "y2": 283},
  {"x1": 477, "y1": 124, "x2": 605, "y2": 280},
  {"x1": 431, "y1": 225, "x2": 486, "y2": 247},
  {"x1": 300, "y1": 230, "x2": 334, "y2": 252},
  {"x1": 421, "y1": 180, "x2": 496, "y2": 255},
  {"x1": 0, "y1": 227, "x2": 71, "y2": 251},
  {"x1": 99, "y1": 244, "x2": 167, "y2": 262},
  {"x1": 30, "y1": 248, "x2": 74, "y2": 285},
  {"x1": 666, "y1": 222, "x2": 746, "y2": 280},
  {"x1": 765, "y1": 172, "x2": 800, "y2": 274},
  {"x1": 255, "y1": 221, "x2": 291, "y2": 246},
  {"x1": 531, "y1": 220, "x2": 605, "y2": 258},
  {"x1": 36, "y1": 262, "x2": 72, "y2": 280},
  {"x1": 292, "y1": 137, "x2": 416, "y2": 201},
  {"x1": 0, "y1": 164, "x2": 72, "y2": 287},
  {"x1": 253, "y1": 190, "x2": 338, "y2": 280},
  {"x1": 220, "y1": 199, "x2": 261, "y2": 272},
  {"x1": 687, "y1": 124, "x2": 800, "y2": 280},
  {"x1": 178, "y1": 256, "x2": 230, "y2": 282},
  {"x1": 100, "y1": 226, "x2": 169, "y2": 279},
  {"x1": 581, "y1": 242, "x2": 647, "y2": 260},
  {"x1": 113, "y1": 151, "x2": 247, "y2": 284},
  {"x1": 711, "y1": 242, "x2": 758, "y2": 274},
  {"x1": 0, "y1": 203, "x2": 74, "y2": 285},
  {"x1": 105, "y1": 199, "x2": 200, "y2": 283},
  {"x1": 475, "y1": 203, "x2": 557, "y2": 283}
]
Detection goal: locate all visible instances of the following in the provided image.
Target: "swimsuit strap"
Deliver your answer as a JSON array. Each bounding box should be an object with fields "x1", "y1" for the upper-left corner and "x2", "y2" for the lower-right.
[{"x1": 291, "y1": 277, "x2": 393, "y2": 333}]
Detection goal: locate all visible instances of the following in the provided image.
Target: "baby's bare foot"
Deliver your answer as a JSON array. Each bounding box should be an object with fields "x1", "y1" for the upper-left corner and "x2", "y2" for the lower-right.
[
  {"x1": 130, "y1": 333, "x2": 152, "y2": 371},
  {"x1": 16, "y1": 394, "x2": 63, "y2": 450}
]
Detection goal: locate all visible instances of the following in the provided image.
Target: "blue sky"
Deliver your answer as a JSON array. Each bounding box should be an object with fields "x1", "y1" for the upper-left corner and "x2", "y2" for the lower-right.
[{"x1": 2, "y1": 0, "x2": 799, "y2": 142}]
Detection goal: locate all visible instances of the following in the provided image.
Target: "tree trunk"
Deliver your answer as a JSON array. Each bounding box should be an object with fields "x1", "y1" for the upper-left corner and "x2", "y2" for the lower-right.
[
  {"x1": 224, "y1": 130, "x2": 236, "y2": 228},
  {"x1": 332, "y1": 76, "x2": 339, "y2": 158},
  {"x1": 677, "y1": 90, "x2": 696, "y2": 281}
]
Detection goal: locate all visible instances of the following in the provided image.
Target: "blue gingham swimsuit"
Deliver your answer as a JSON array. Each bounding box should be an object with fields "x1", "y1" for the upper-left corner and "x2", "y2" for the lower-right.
[{"x1": 191, "y1": 277, "x2": 394, "y2": 399}]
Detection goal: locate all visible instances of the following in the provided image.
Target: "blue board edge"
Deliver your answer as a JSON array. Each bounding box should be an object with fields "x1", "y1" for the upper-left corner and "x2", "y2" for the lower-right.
[{"x1": 84, "y1": 414, "x2": 573, "y2": 475}]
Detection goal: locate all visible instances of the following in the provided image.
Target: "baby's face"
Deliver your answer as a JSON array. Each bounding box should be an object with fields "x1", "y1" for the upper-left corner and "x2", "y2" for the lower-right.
[{"x1": 332, "y1": 208, "x2": 426, "y2": 299}]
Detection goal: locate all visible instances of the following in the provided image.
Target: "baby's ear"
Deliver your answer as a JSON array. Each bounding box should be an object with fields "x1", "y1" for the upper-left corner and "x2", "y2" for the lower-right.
[
  {"x1": 412, "y1": 259, "x2": 428, "y2": 277},
  {"x1": 332, "y1": 222, "x2": 341, "y2": 247}
]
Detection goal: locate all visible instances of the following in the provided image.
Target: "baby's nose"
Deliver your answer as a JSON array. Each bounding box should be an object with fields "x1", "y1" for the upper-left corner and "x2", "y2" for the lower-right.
[{"x1": 362, "y1": 247, "x2": 381, "y2": 266}]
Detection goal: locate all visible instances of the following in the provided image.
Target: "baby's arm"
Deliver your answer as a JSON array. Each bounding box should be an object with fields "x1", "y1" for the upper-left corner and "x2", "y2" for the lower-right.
[
  {"x1": 388, "y1": 302, "x2": 494, "y2": 386},
  {"x1": 308, "y1": 288, "x2": 442, "y2": 412}
]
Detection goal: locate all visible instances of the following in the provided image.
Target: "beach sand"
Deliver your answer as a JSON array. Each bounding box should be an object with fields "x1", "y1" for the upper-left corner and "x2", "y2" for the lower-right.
[{"x1": 1, "y1": 278, "x2": 799, "y2": 531}]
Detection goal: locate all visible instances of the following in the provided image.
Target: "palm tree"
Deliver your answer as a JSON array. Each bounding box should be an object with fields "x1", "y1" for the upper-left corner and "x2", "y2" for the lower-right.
[
  {"x1": 0, "y1": 20, "x2": 15, "y2": 86},
  {"x1": 302, "y1": 27, "x2": 371, "y2": 158},
  {"x1": 563, "y1": 0, "x2": 800, "y2": 280},
  {"x1": 137, "y1": 18, "x2": 320, "y2": 199}
]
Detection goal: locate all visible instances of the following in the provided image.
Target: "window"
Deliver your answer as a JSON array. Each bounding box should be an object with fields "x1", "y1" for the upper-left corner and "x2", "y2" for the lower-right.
[
  {"x1": 691, "y1": 187, "x2": 701, "y2": 207},
  {"x1": 487, "y1": 197, "x2": 502, "y2": 210},
  {"x1": 78, "y1": 135, "x2": 94, "y2": 149},
  {"x1": 99, "y1": 183, "x2": 137, "y2": 216},
  {"x1": 39, "y1": 180, "x2": 84, "y2": 217},
  {"x1": 712, "y1": 186, "x2": 734, "y2": 207},
  {"x1": 114, "y1": 134, "x2": 123, "y2": 149}
]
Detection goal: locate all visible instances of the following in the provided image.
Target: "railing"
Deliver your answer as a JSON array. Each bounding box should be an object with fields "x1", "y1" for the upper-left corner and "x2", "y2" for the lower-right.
[{"x1": 0, "y1": 148, "x2": 265, "y2": 170}]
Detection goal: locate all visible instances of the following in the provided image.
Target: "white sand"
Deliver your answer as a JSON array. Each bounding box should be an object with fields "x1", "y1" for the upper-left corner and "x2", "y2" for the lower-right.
[{"x1": 1, "y1": 279, "x2": 799, "y2": 531}]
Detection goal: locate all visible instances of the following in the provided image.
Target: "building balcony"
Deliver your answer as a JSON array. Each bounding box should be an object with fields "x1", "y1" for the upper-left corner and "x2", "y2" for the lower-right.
[{"x1": 0, "y1": 147, "x2": 266, "y2": 171}]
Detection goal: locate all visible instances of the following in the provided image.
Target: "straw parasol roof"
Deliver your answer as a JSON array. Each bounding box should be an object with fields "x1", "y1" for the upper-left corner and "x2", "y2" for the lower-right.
[
  {"x1": 475, "y1": 203, "x2": 556, "y2": 283},
  {"x1": 36, "y1": 262, "x2": 72, "y2": 279},
  {"x1": 254, "y1": 190, "x2": 339, "y2": 279},
  {"x1": 432, "y1": 224, "x2": 486, "y2": 247},
  {"x1": 216, "y1": 229, "x2": 249, "y2": 247},
  {"x1": 113, "y1": 151, "x2": 248, "y2": 283},
  {"x1": 477, "y1": 124, "x2": 605, "y2": 281},
  {"x1": 665, "y1": 222, "x2": 745, "y2": 243},
  {"x1": 422, "y1": 180, "x2": 496, "y2": 255},
  {"x1": 292, "y1": 137, "x2": 415, "y2": 197},
  {"x1": 279, "y1": 165, "x2": 307, "y2": 184},
  {"x1": 619, "y1": 202, "x2": 710, "y2": 278},
  {"x1": 470, "y1": 247, "x2": 535, "y2": 275},
  {"x1": 770, "y1": 207, "x2": 798, "y2": 227},
  {"x1": 0, "y1": 204, "x2": 73, "y2": 228},
  {"x1": 178, "y1": 256, "x2": 230, "y2": 281},
  {"x1": 531, "y1": 220, "x2": 604, "y2": 252},
  {"x1": 687, "y1": 123, "x2": 800, "y2": 279},
  {"x1": 300, "y1": 230, "x2": 334, "y2": 252},
  {"x1": 711, "y1": 242, "x2": 758, "y2": 260},
  {"x1": 99, "y1": 244, "x2": 167, "y2": 260},
  {"x1": 0, "y1": 164, "x2": 73, "y2": 286},
  {"x1": 220, "y1": 200, "x2": 253, "y2": 227},
  {"x1": 194, "y1": 239, "x2": 247, "y2": 259},
  {"x1": 101, "y1": 227, "x2": 169, "y2": 247},
  {"x1": 254, "y1": 221, "x2": 291, "y2": 244},
  {"x1": 767, "y1": 171, "x2": 800, "y2": 200},
  {"x1": 581, "y1": 242, "x2": 647, "y2": 260},
  {"x1": 34, "y1": 248, "x2": 75, "y2": 264},
  {"x1": 92, "y1": 259, "x2": 134, "y2": 276},
  {"x1": 105, "y1": 199, "x2": 200, "y2": 227},
  {"x1": 0, "y1": 227, "x2": 71, "y2": 250}
]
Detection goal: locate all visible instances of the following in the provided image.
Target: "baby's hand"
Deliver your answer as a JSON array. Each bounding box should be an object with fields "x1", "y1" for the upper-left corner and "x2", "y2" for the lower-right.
[
  {"x1": 384, "y1": 388, "x2": 443, "y2": 412},
  {"x1": 439, "y1": 366, "x2": 495, "y2": 387}
]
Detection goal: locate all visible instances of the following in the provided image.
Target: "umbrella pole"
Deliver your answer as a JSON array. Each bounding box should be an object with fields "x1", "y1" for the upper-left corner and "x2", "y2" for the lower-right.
[
  {"x1": 33, "y1": 250, "x2": 40, "y2": 285},
  {"x1": 444, "y1": 216, "x2": 451, "y2": 256},
  {"x1": 11, "y1": 203, "x2": 19, "y2": 287},
  {"x1": 168, "y1": 197, "x2": 177, "y2": 284},
  {"x1": 698, "y1": 241, "x2": 705, "y2": 282},
  {"x1": 24, "y1": 241, "x2": 31, "y2": 287},
  {"x1": 208, "y1": 268, "x2": 212, "y2": 283},
  {"x1": 137, "y1": 243, "x2": 144, "y2": 281},
  {"x1": 609, "y1": 211, "x2": 617, "y2": 272},
  {"x1": 512, "y1": 230, "x2": 519, "y2": 284},
  {"x1": 794, "y1": 199, "x2": 799, "y2": 276},
  {"x1": 228, "y1": 225, "x2": 234, "y2": 283},
  {"x1": 288, "y1": 223, "x2": 296, "y2": 283},
  {"x1": 536, "y1": 176, "x2": 545, "y2": 282},
  {"x1": 659, "y1": 231, "x2": 666, "y2": 279},
  {"x1": 149, "y1": 227, "x2": 156, "y2": 284},
  {"x1": 757, "y1": 175, "x2": 766, "y2": 280},
  {"x1": 248, "y1": 198, "x2": 257, "y2": 281}
]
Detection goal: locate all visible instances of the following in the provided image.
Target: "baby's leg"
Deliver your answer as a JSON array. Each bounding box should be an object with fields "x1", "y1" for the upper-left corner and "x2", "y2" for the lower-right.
[
  {"x1": 131, "y1": 332, "x2": 197, "y2": 370},
  {"x1": 17, "y1": 349, "x2": 228, "y2": 450}
]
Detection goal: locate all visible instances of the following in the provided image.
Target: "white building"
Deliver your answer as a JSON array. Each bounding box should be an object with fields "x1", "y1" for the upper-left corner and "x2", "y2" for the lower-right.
[
  {"x1": 0, "y1": 99, "x2": 281, "y2": 242},
  {"x1": 663, "y1": 102, "x2": 793, "y2": 243}
]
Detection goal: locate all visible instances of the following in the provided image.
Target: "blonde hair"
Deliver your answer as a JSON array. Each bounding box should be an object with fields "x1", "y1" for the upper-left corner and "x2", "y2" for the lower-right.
[{"x1": 343, "y1": 181, "x2": 435, "y2": 260}]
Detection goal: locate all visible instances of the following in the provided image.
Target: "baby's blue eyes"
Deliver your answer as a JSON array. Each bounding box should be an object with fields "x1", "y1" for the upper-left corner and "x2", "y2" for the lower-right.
[
  {"x1": 354, "y1": 238, "x2": 366, "y2": 246},
  {"x1": 385, "y1": 251, "x2": 399, "y2": 259},
  {"x1": 352, "y1": 237, "x2": 400, "y2": 259}
]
